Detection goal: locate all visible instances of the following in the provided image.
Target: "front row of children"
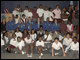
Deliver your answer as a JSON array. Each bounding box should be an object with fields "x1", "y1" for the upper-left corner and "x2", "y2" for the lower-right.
[{"x1": 1, "y1": 31, "x2": 79, "y2": 58}]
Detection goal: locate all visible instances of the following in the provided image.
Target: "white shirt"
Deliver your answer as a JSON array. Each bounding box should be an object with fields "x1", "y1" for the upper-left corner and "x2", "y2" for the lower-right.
[
  {"x1": 23, "y1": 10, "x2": 28, "y2": 18},
  {"x1": 43, "y1": 10, "x2": 50, "y2": 21},
  {"x1": 1, "y1": 34, "x2": 3, "y2": 39},
  {"x1": 15, "y1": 18, "x2": 19, "y2": 24},
  {"x1": 59, "y1": 35, "x2": 63, "y2": 41},
  {"x1": 65, "y1": 42, "x2": 79, "y2": 53},
  {"x1": 63, "y1": 38, "x2": 72, "y2": 46},
  {"x1": 37, "y1": 8, "x2": 44, "y2": 17},
  {"x1": 36, "y1": 40, "x2": 44, "y2": 47},
  {"x1": 1, "y1": 39, "x2": 5, "y2": 46},
  {"x1": 52, "y1": 42, "x2": 63, "y2": 50},
  {"x1": 27, "y1": 12, "x2": 33, "y2": 19},
  {"x1": 44, "y1": 34, "x2": 52, "y2": 43},
  {"x1": 18, "y1": 12, "x2": 24, "y2": 18},
  {"x1": 12, "y1": 10, "x2": 18, "y2": 17},
  {"x1": 24, "y1": 37, "x2": 33, "y2": 43},
  {"x1": 67, "y1": 24, "x2": 73, "y2": 32},
  {"x1": 17, "y1": 40, "x2": 25, "y2": 50},
  {"x1": 10, "y1": 38, "x2": 18, "y2": 47},
  {"x1": 15, "y1": 32, "x2": 22, "y2": 38},
  {"x1": 49, "y1": 11, "x2": 54, "y2": 21},
  {"x1": 30, "y1": 33, "x2": 37, "y2": 40},
  {"x1": 4, "y1": 36, "x2": 9, "y2": 44},
  {"x1": 16, "y1": 8, "x2": 20, "y2": 11}
]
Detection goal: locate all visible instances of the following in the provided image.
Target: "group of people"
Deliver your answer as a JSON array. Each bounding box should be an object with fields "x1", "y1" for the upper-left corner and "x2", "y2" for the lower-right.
[{"x1": 1, "y1": 4, "x2": 79, "y2": 58}]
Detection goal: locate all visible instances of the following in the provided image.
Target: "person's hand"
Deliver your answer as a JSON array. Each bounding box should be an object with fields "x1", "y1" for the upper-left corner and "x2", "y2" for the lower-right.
[
  {"x1": 63, "y1": 53, "x2": 66, "y2": 57},
  {"x1": 52, "y1": 54, "x2": 54, "y2": 57}
]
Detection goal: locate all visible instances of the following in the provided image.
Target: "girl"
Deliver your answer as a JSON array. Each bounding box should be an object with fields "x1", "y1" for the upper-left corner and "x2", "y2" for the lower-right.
[
  {"x1": 22, "y1": 29, "x2": 27, "y2": 40},
  {"x1": 24, "y1": 34, "x2": 34, "y2": 58}
]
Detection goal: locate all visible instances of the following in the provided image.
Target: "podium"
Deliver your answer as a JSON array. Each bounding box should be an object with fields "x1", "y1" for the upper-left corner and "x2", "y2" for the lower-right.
[{"x1": 1, "y1": 13, "x2": 13, "y2": 22}]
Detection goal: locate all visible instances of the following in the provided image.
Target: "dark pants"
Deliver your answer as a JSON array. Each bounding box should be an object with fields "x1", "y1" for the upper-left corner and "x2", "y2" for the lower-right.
[
  {"x1": 1, "y1": 46, "x2": 5, "y2": 54},
  {"x1": 63, "y1": 45, "x2": 67, "y2": 51}
]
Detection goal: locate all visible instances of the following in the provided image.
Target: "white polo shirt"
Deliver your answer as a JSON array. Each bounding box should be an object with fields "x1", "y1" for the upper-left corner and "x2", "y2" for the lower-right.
[
  {"x1": 37, "y1": 8, "x2": 44, "y2": 17},
  {"x1": 67, "y1": 24, "x2": 73, "y2": 32},
  {"x1": 63, "y1": 38, "x2": 72, "y2": 46},
  {"x1": 4, "y1": 36, "x2": 9, "y2": 44},
  {"x1": 30, "y1": 33, "x2": 37, "y2": 40},
  {"x1": 15, "y1": 32, "x2": 22, "y2": 38},
  {"x1": 36, "y1": 40, "x2": 44, "y2": 47},
  {"x1": 49, "y1": 11, "x2": 54, "y2": 21},
  {"x1": 15, "y1": 18, "x2": 19, "y2": 24},
  {"x1": 1, "y1": 39, "x2": 5, "y2": 46},
  {"x1": 17, "y1": 40, "x2": 25, "y2": 50},
  {"x1": 65, "y1": 42, "x2": 79, "y2": 53},
  {"x1": 10, "y1": 38, "x2": 18, "y2": 47},
  {"x1": 44, "y1": 34, "x2": 52, "y2": 43},
  {"x1": 23, "y1": 10, "x2": 28, "y2": 18},
  {"x1": 24, "y1": 37, "x2": 33, "y2": 43},
  {"x1": 27, "y1": 12, "x2": 33, "y2": 19},
  {"x1": 52, "y1": 42, "x2": 63, "y2": 50},
  {"x1": 12, "y1": 10, "x2": 18, "y2": 17}
]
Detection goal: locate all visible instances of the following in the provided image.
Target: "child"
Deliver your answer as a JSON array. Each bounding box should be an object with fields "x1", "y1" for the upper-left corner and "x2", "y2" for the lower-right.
[
  {"x1": 36, "y1": 36, "x2": 45, "y2": 58},
  {"x1": 21, "y1": 14, "x2": 27, "y2": 25},
  {"x1": 63, "y1": 33, "x2": 72, "y2": 50},
  {"x1": 13, "y1": 37, "x2": 25, "y2": 54},
  {"x1": 18, "y1": 9, "x2": 24, "y2": 18},
  {"x1": 24, "y1": 34, "x2": 34, "y2": 58},
  {"x1": 65, "y1": 36, "x2": 79, "y2": 58},
  {"x1": 51, "y1": 38, "x2": 66, "y2": 57},
  {"x1": 16, "y1": 4, "x2": 20, "y2": 12},
  {"x1": 43, "y1": 30, "x2": 52, "y2": 49},
  {"x1": 15, "y1": 28, "x2": 22, "y2": 38},
  {"x1": 22, "y1": 29, "x2": 27, "y2": 40},
  {"x1": 14, "y1": 15, "x2": 19, "y2": 24},
  {"x1": 7, "y1": 34, "x2": 18, "y2": 53}
]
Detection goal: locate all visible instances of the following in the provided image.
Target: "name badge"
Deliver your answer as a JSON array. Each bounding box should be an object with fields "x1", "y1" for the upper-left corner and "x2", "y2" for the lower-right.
[
  {"x1": 21, "y1": 25, "x2": 23, "y2": 27},
  {"x1": 18, "y1": 25, "x2": 19, "y2": 27}
]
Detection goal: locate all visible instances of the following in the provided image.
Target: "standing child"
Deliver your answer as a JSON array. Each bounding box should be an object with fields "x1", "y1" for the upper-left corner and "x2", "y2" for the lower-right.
[
  {"x1": 14, "y1": 15, "x2": 19, "y2": 24},
  {"x1": 24, "y1": 34, "x2": 34, "y2": 58},
  {"x1": 36, "y1": 36, "x2": 45, "y2": 58}
]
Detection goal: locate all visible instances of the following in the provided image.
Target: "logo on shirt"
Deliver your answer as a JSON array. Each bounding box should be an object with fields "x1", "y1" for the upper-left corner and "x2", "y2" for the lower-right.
[
  {"x1": 12, "y1": 23, "x2": 13, "y2": 25},
  {"x1": 21, "y1": 25, "x2": 23, "y2": 28},
  {"x1": 18, "y1": 25, "x2": 19, "y2": 27}
]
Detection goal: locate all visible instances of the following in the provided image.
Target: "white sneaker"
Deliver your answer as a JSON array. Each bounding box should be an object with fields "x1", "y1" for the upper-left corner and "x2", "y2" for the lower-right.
[
  {"x1": 22, "y1": 51, "x2": 24, "y2": 55},
  {"x1": 45, "y1": 48, "x2": 47, "y2": 50},
  {"x1": 39, "y1": 55, "x2": 41, "y2": 58},
  {"x1": 29, "y1": 54, "x2": 33, "y2": 57},
  {"x1": 27, "y1": 54, "x2": 30, "y2": 58},
  {"x1": 41, "y1": 53, "x2": 43, "y2": 56}
]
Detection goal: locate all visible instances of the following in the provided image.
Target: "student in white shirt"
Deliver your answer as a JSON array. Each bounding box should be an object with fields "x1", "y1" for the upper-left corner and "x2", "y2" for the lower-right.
[
  {"x1": 30, "y1": 29, "x2": 37, "y2": 47},
  {"x1": 23, "y1": 6, "x2": 29, "y2": 19},
  {"x1": 24, "y1": 34, "x2": 34, "y2": 58},
  {"x1": 7, "y1": 34, "x2": 18, "y2": 53},
  {"x1": 16, "y1": 4, "x2": 20, "y2": 12},
  {"x1": 37, "y1": 4, "x2": 44, "y2": 23},
  {"x1": 43, "y1": 6, "x2": 50, "y2": 22},
  {"x1": 1, "y1": 31, "x2": 3, "y2": 39},
  {"x1": 51, "y1": 38, "x2": 66, "y2": 57},
  {"x1": 14, "y1": 15, "x2": 19, "y2": 24},
  {"x1": 49, "y1": 7, "x2": 54, "y2": 24},
  {"x1": 43, "y1": 30, "x2": 52, "y2": 49},
  {"x1": 27, "y1": 8, "x2": 33, "y2": 19},
  {"x1": 13, "y1": 37, "x2": 25, "y2": 54},
  {"x1": 65, "y1": 36, "x2": 79, "y2": 58},
  {"x1": 18, "y1": 9, "x2": 24, "y2": 18},
  {"x1": 21, "y1": 14, "x2": 27, "y2": 25},
  {"x1": 63, "y1": 33, "x2": 72, "y2": 50},
  {"x1": 15, "y1": 28, "x2": 22, "y2": 38},
  {"x1": 36, "y1": 36, "x2": 45, "y2": 58},
  {"x1": 12, "y1": 7, "x2": 18, "y2": 17}
]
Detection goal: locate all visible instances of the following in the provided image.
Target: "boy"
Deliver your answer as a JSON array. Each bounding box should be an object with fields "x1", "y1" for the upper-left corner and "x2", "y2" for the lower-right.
[
  {"x1": 13, "y1": 37, "x2": 25, "y2": 54},
  {"x1": 36, "y1": 36, "x2": 45, "y2": 58},
  {"x1": 24, "y1": 34, "x2": 34, "y2": 58},
  {"x1": 16, "y1": 4, "x2": 20, "y2": 12},
  {"x1": 63, "y1": 33, "x2": 72, "y2": 50},
  {"x1": 18, "y1": 9, "x2": 24, "y2": 18},
  {"x1": 51, "y1": 38, "x2": 66, "y2": 57},
  {"x1": 65, "y1": 36, "x2": 79, "y2": 58}
]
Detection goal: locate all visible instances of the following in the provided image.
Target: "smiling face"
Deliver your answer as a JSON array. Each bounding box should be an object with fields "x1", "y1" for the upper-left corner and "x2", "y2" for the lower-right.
[{"x1": 55, "y1": 39, "x2": 59, "y2": 44}]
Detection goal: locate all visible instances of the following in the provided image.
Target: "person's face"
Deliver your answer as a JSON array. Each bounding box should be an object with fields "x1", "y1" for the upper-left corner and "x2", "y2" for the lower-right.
[
  {"x1": 40, "y1": 5, "x2": 42, "y2": 8},
  {"x1": 27, "y1": 35, "x2": 30, "y2": 39},
  {"x1": 16, "y1": 28, "x2": 19, "y2": 32},
  {"x1": 32, "y1": 30, "x2": 34, "y2": 34},
  {"x1": 50, "y1": 9, "x2": 52, "y2": 12},
  {"x1": 24, "y1": 30, "x2": 27, "y2": 34},
  {"x1": 39, "y1": 37, "x2": 42, "y2": 42},
  {"x1": 28, "y1": 18, "x2": 31, "y2": 22},
  {"x1": 46, "y1": 18, "x2": 49, "y2": 22},
  {"x1": 17, "y1": 5, "x2": 20, "y2": 8},
  {"x1": 55, "y1": 20, "x2": 57, "y2": 23},
  {"x1": 45, "y1": 7, "x2": 48, "y2": 10},
  {"x1": 30, "y1": 9, "x2": 32, "y2": 12},
  {"x1": 34, "y1": 7, "x2": 36, "y2": 10},
  {"x1": 69, "y1": 6, "x2": 72, "y2": 10},
  {"x1": 75, "y1": 6, "x2": 78, "y2": 10},
  {"x1": 74, "y1": 38, "x2": 77, "y2": 43},
  {"x1": 25, "y1": 7, "x2": 28, "y2": 10},
  {"x1": 5, "y1": 33, "x2": 8, "y2": 37},
  {"x1": 23, "y1": 15, "x2": 25, "y2": 18},
  {"x1": 19, "y1": 9, "x2": 22, "y2": 12},
  {"x1": 14, "y1": 7, "x2": 17, "y2": 10},
  {"x1": 56, "y1": 6, "x2": 59, "y2": 9},
  {"x1": 2, "y1": 19, "x2": 6, "y2": 22},
  {"x1": 57, "y1": 31, "x2": 60, "y2": 34},
  {"x1": 13, "y1": 34, "x2": 16, "y2": 38},
  {"x1": 46, "y1": 31, "x2": 49, "y2": 35},
  {"x1": 9, "y1": 17, "x2": 12, "y2": 21},
  {"x1": 68, "y1": 21, "x2": 71, "y2": 25},
  {"x1": 28, "y1": 9, "x2": 31, "y2": 12},
  {"x1": 18, "y1": 38, "x2": 21, "y2": 42},
  {"x1": 63, "y1": 8, "x2": 66, "y2": 11},
  {"x1": 40, "y1": 27, "x2": 43, "y2": 30},
  {"x1": 18, "y1": 20, "x2": 21, "y2": 24},
  {"x1": 16, "y1": 16, "x2": 18, "y2": 18},
  {"x1": 61, "y1": 21, "x2": 64, "y2": 24},
  {"x1": 67, "y1": 34, "x2": 70, "y2": 39},
  {"x1": 55, "y1": 39, "x2": 58, "y2": 44}
]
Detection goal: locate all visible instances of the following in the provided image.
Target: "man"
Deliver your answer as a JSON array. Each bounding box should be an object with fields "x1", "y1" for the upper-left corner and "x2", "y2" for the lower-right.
[
  {"x1": 16, "y1": 19, "x2": 25, "y2": 32},
  {"x1": 37, "y1": 4, "x2": 44, "y2": 23}
]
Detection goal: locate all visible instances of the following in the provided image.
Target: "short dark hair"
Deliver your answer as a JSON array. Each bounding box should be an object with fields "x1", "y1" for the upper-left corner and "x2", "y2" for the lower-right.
[
  {"x1": 34, "y1": 6, "x2": 36, "y2": 8},
  {"x1": 66, "y1": 33, "x2": 70, "y2": 36},
  {"x1": 39, "y1": 4, "x2": 42, "y2": 6},
  {"x1": 56, "y1": 5, "x2": 59, "y2": 8},
  {"x1": 73, "y1": 36, "x2": 77, "y2": 39},
  {"x1": 54, "y1": 37, "x2": 59, "y2": 41},
  {"x1": 22, "y1": 14, "x2": 25, "y2": 17},
  {"x1": 49, "y1": 7, "x2": 52, "y2": 11},
  {"x1": 25, "y1": 6, "x2": 28, "y2": 8},
  {"x1": 68, "y1": 5, "x2": 71, "y2": 9},
  {"x1": 17, "y1": 37, "x2": 21, "y2": 40}
]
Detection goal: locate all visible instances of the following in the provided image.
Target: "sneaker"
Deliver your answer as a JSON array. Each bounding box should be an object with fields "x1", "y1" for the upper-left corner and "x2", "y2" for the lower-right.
[
  {"x1": 27, "y1": 54, "x2": 30, "y2": 58},
  {"x1": 41, "y1": 53, "x2": 43, "y2": 56},
  {"x1": 29, "y1": 54, "x2": 32, "y2": 57},
  {"x1": 39, "y1": 55, "x2": 41, "y2": 58},
  {"x1": 22, "y1": 51, "x2": 24, "y2": 55},
  {"x1": 45, "y1": 48, "x2": 47, "y2": 50}
]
